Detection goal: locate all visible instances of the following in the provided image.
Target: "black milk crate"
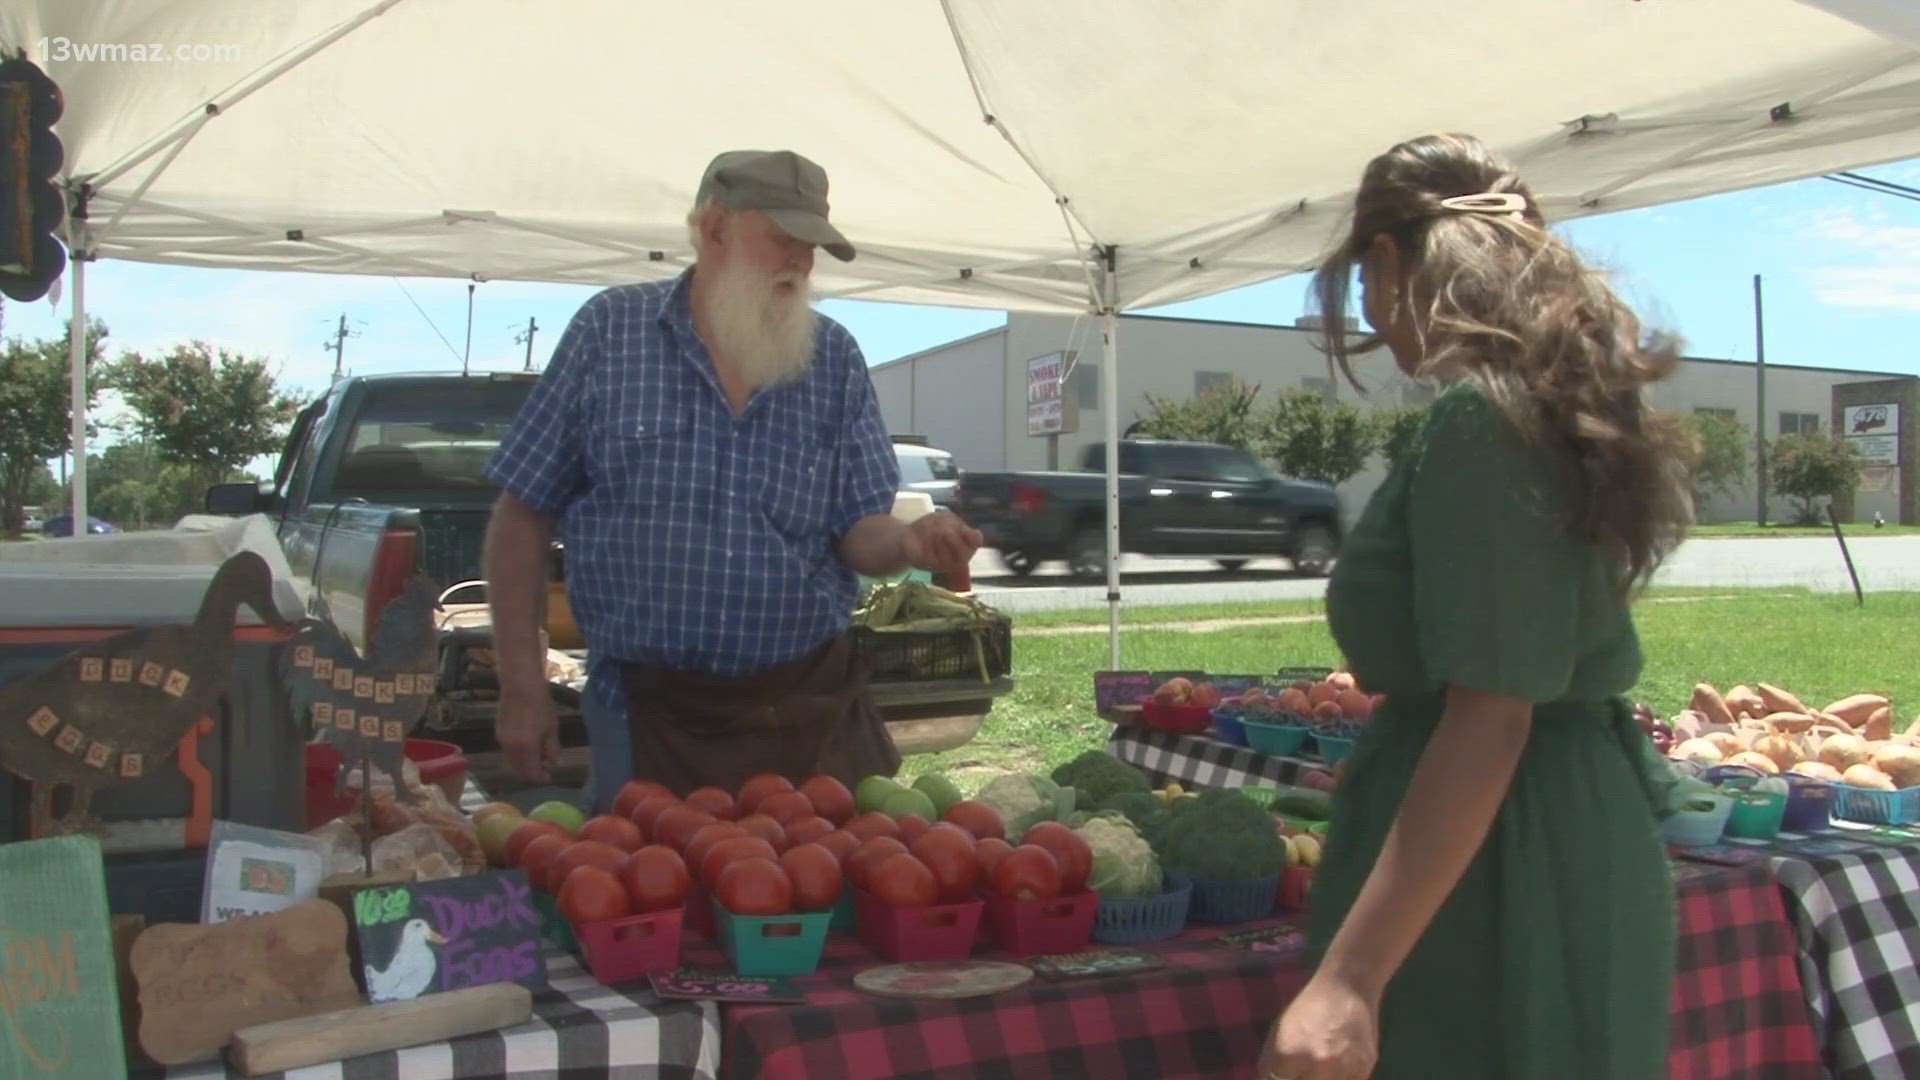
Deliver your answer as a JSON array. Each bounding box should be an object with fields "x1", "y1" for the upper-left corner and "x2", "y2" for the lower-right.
[{"x1": 854, "y1": 617, "x2": 1013, "y2": 684}]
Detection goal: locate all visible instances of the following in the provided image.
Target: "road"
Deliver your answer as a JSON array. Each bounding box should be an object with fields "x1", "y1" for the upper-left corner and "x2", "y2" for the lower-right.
[{"x1": 966, "y1": 536, "x2": 1920, "y2": 613}]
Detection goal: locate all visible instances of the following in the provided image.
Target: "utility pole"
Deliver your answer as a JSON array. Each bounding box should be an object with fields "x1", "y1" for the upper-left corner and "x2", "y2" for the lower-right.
[
  {"x1": 514, "y1": 316, "x2": 540, "y2": 371},
  {"x1": 322, "y1": 313, "x2": 358, "y2": 383},
  {"x1": 1754, "y1": 275, "x2": 1768, "y2": 528},
  {"x1": 462, "y1": 283, "x2": 476, "y2": 376}
]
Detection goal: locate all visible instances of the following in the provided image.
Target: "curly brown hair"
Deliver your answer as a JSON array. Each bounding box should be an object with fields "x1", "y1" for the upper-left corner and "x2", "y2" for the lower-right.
[{"x1": 1310, "y1": 133, "x2": 1695, "y2": 592}]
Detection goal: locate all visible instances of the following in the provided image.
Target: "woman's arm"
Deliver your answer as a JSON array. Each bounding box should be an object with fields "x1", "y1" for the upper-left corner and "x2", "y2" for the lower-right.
[{"x1": 1318, "y1": 683, "x2": 1532, "y2": 999}]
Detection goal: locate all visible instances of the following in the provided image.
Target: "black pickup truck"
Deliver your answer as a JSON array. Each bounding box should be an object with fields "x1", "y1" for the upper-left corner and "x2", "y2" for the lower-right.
[
  {"x1": 207, "y1": 372, "x2": 1009, "y2": 786},
  {"x1": 956, "y1": 439, "x2": 1342, "y2": 577}
]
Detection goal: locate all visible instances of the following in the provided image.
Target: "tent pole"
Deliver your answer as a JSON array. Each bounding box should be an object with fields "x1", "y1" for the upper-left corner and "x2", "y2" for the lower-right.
[
  {"x1": 67, "y1": 254, "x2": 87, "y2": 534},
  {"x1": 1102, "y1": 248, "x2": 1121, "y2": 668}
]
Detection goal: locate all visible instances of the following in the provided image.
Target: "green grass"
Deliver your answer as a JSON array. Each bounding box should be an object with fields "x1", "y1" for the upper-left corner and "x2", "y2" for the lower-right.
[
  {"x1": 1691, "y1": 522, "x2": 1920, "y2": 538},
  {"x1": 901, "y1": 588, "x2": 1920, "y2": 786}
]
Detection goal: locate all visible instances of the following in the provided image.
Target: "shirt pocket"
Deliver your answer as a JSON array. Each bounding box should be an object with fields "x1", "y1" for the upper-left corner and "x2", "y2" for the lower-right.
[
  {"x1": 605, "y1": 409, "x2": 711, "y2": 518},
  {"x1": 757, "y1": 419, "x2": 839, "y2": 537}
]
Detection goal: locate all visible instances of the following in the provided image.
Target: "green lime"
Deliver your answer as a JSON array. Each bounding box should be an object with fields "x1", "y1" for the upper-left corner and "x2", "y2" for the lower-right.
[
  {"x1": 527, "y1": 799, "x2": 585, "y2": 836},
  {"x1": 881, "y1": 787, "x2": 939, "y2": 821},
  {"x1": 911, "y1": 774, "x2": 964, "y2": 817},
  {"x1": 855, "y1": 775, "x2": 903, "y2": 815}
]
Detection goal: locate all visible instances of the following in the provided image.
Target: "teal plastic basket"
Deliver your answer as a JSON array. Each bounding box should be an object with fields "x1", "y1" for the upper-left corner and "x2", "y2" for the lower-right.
[
  {"x1": 1313, "y1": 735, "x2": 1357, "y2": 765},
  {"x1": 1243, "y1": 720, "x2": 1309, "y2": 757},
  {"x1": 1661, "y1": 793, "x2": 1734, "y2": 847},
  {"x1": 1092, "y1": 872, "x2": 1193, "y2": 945},
  {"x1": 713, "y1": 900, "x2": 833, "y2": 977},
  {"x1": 1832, "y1": 784, "x2": 1920, "y2": 826},
  {"x1": 1724, "y1": 790, "x2": 1787, "y2": 841},
  {"x1": 828, "y1": 889, "x2": 855, "y2": 932}
]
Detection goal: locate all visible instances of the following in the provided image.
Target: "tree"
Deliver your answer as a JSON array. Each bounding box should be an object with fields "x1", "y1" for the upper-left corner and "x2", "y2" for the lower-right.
[
  {"x1": 0, "y1": 321, "x2": 108, "y2": 534},
  {"x1": 1132, "y1": 381, "x2": 1264, "y2": 451},
  {"x1": 105, "y1": 341, "x2": 305, "y2": 498},
  {"x1": 1372, "y1": 405, "x2": 1429, "y2": 473},
  {"x1": 82, "y1": 443, "x2": 212, "y2": 531},
  {"x1": 1769, "y1": 431, "x2": 1862, "y2": 525},
  {"x1": 1686, "y1": 411, "x2": 1750, "y2": 508},
  {"x1": 1261, "y1": 388, "x2": 1379, "y2": 486}
]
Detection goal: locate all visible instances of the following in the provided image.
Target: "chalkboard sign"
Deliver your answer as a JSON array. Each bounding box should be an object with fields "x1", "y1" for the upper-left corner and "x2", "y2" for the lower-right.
[
  {"x1": 0, "y1": 835, "x2": 128, "y2": 1080},
  {"x1": 649, "y1": 967, "x2": 804, "y2": 1003},
  {"x1": 1093, "y1": 671, "x2": 1153, "y2": 714},
  {"x1": 351, "y1": 870, "x2": 548, "y2": 1004}
]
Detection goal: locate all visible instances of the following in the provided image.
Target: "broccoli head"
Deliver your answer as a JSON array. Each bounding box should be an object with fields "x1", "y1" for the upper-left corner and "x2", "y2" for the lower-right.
[
  {"x1": 1157, "y1": 788, "x2": 1286, "y2": 882},
  {"x1": 1050, "y1": 750, "x2": 1151, "y2": 805}
]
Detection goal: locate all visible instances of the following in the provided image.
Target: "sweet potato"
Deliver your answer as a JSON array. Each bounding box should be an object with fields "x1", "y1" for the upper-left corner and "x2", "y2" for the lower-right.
[
  {"x1": 1823, "y1": 694, "x2": 1889, "y2": 728},
  {"x1": 1843, "y1": 763, "x2": 1897, "y2": 791},
  {"x1": 1790, "y1": 761, "x2": 1843, "y2": 782},
  {"x1": 1690, "y1": 684, "x2": 1735, "y2": 728},
  {"x1": 1864, "y1": 706, "x2": 1893, "y2": 742},
  {"x1": 1727, "y1": 750, "x2": 1781, "y2": 775},
  {"x1": 1871, "y1": 743, "x2": 1920, "y2": 788},
  {"x1": 1725, "y1": 686, "x2": 1767, "y2": 720},
  {"x1": 1762, "y1": 711, "x2": 1814, "y2": 734},
  {"x1": 1703, "y1": 731, "x2": 1742, "y2": 757},
  {"x1": 1818, "y1": 733, "x2": 1873, "y2": 772},
  {"x1": 1757, "y1": 684, "x2": 1807, "y2": 716},
  {"x1": 1752, "y1": 733, "x2": 1804, "y2": 771}
]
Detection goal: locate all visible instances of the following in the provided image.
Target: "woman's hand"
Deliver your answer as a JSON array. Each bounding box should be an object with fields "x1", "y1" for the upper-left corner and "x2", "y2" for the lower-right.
[{"x1": 1257, "y1": 973, "x2": 1380, "y2": 1080}]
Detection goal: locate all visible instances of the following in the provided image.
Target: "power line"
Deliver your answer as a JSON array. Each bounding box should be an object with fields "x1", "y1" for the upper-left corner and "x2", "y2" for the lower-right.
[
  {"x1": 389, "y1": 277, "x2": 463, "y2": 364},
  {"x1": 1824, "y1": 170, "x2": 1920, "y2": 204}
]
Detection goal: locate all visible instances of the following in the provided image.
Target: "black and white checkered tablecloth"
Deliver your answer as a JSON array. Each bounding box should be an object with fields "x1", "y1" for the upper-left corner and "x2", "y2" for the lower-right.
[
  {"x1": 1107, "y1": 724, "x2": 1319, "y2": 790},
  {"x1": 152, "y1": 946, "x2": 720, "y2": 1080},
  {"x1": 1769, "y1": 844, "x2": 1920, "y2": 1079}
]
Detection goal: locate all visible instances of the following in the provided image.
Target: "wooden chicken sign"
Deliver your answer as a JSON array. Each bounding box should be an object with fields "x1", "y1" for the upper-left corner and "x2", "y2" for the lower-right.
[
  {"x1": 282, "y1": 575, "x2": 441, "y2": 809},
  {"x1": 0, "y1": 552, "x2": 291, "y2": 839}
]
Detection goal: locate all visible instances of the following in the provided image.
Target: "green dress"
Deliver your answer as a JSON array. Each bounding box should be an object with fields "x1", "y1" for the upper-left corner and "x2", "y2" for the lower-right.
[{"x1": 1311, "y1": 383, "x2": 1674, "y2": 1078}]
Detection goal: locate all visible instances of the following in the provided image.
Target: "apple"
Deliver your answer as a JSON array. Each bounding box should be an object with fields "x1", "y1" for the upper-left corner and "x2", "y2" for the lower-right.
[{"x1": 1190, "y1": 683, "x2": 1223, "y2": 708}]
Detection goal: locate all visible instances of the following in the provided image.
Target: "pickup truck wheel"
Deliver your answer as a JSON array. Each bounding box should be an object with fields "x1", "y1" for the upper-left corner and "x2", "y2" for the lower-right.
[
  {"x1": 1216, "y1": 559, "x2": 1249, "y2": 573},
  {"x1": 1291, "y1": 524, "x2": 1338, "y2": 577},
  {"x1": 1000, "y1": 549, "x2": 1038, "y2": 577},
  {"x1": 1068, "y1": 529, "x2": 1108, "y2": 579}
]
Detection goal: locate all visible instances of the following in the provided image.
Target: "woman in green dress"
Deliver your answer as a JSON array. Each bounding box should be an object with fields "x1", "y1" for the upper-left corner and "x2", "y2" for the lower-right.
[{"x1": 1258, "y1": 134, "x2": 1696, "y2": 1080}]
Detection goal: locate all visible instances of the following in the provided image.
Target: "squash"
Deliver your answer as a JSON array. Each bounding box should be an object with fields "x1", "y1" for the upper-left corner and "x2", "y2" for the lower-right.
[
  {"x1": 1690, "y1": 684, "x2": 1736, "y2": 728},
  {"x1": 1726, "y1": 751, "x2": 1781, "y2": 775},
  {"x1": 1823, "y1": 694, "x2": 1889, "y2": 728},
  {"x1": 1790, "y1": 761, "x2": 1844, "y2": 782},
  {"x1": 1725, "y1": 686, "x2": 1767, "y2": 720},
  {"x1": 1818, "y1": 732, "x2": 1873, "y2": 772},
  {"x1": 1758, "y1": 683, "x2": 1808, "y2": 716},
  {"x1": 1870, "y1": 743, "x2": 1920, "y2": 788},
  {"x1": 1752, "y1": 733, "x2": 1803, "y2": 771},
  {"x1": 1863, "y1": 707, "x2": 1893, "y2": 742},
  {"x1": 1673, "y1": 738, "x2": 1725, "y2": 766},
  {"x1": 1703, "y1": 731, "x2": 1743, "y2": 757},
  {"x1": 1842, "y1": 763, "x2": 1897, "y2": 791}
]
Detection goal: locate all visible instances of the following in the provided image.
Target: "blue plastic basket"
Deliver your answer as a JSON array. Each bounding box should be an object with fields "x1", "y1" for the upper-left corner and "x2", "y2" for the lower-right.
[
  {"x1": 1832, "y1": 784, "x2": 1920, "y2": 826},
  {"x1": 1243, "y1": 720, "x2": 1308, "y2": 757},
  {"x1": 1313, "y1": 735, "x2": 1357, "y2": 765},
  {"x1": 1661, "y1": 792, "x2": 1734, "y2": 847},
  {"x1": 1210, "y1": 711, "x2": 1251, "y2": 748},
  {"x1": 1093, "y1": 871, "x2": 1193, "y2": 944},
  {"x1": 1185, "y1": 873, "x2": 1281, "y2": 924}
]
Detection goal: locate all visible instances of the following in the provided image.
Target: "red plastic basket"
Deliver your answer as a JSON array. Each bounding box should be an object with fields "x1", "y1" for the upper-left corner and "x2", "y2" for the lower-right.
[
  {"x1": 854, "y1": 888, "x2": 985, "y2": 961},
  {"x1": 1277, "y1": 866, "x2": 1314, "y2": 913},
  {"x1": 982, "y1": 889, "x2": 1098, "y2": 956},
  {"x1": 573, "y1": 907, "x2": 684, "y2": 985},
  {"x1": 684, "y1": 883, "x2": 716, "y2": 939},
  {"x1": 1141, "y1": 701, "x2": 1214, "y2": 734}
]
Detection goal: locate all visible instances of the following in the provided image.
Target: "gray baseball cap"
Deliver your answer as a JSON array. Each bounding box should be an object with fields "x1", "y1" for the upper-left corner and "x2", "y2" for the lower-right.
[{"x1": 695, "y1": 149, "x2": 855, "y2": 262}]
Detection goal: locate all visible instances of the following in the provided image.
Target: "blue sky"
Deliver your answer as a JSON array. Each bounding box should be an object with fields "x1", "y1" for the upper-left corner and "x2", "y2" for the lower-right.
[{"x1": 5, "y1": 162, "x2": 1919, "y2": 431}]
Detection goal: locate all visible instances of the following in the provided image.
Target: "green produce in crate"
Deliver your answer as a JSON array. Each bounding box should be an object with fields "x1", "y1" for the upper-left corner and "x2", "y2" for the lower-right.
[
  {"x1": 1157, "y1": 789, "x2": 1288, "y2": 883},
  {"x1": 1098, "y1": 791, "x2": 1171, "y2": 840},
  {"x1": 853, "y1": 581, "x2": 1006, "y2": 683},
  {"x1": 1050, "y1": 750, "x2": 1151, "y2": 805}
]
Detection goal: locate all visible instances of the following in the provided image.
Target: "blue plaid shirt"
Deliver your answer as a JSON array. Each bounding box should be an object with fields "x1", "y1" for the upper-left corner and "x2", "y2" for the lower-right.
[{"x1": 486, "y1": 271, "x2": 900, "y2": 683}]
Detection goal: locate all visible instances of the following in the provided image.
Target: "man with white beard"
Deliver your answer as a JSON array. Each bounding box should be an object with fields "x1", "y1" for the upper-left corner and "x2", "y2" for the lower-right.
[{"x1": 483, "y1": 149, "x2": 981, "y2": 800}]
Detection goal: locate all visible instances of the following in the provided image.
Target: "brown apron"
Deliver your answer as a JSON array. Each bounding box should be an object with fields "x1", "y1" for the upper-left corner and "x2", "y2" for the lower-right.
[{"x1": 618, "y1": 633, "x2": 901, "y2": 797}]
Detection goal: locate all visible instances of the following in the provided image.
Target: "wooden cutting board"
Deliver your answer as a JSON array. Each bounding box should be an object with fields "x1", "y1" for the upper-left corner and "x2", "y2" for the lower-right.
[{"x1": 228, "y1": 983, "x2": 531, "y2": 1076}]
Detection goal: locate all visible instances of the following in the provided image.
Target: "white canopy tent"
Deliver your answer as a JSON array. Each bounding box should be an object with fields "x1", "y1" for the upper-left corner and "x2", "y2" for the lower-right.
[{"x1": 6, "y1": 0, "x2": 1920, "y2": 662}]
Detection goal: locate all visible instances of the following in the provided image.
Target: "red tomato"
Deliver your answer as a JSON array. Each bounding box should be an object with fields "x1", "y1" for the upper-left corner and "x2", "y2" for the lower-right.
[
  {"x1": 714, "y1": 857, "x2": 792, "y2": 916},
  {"x1": 683, "y1": 823, "x2": 749, "y2": 877},
  {"x1": 941, "y1": 800, "x2": 1005, "y2": 841},
  {"x1": 577, "y1": 815, "x2": 645, "y2": 853},
  {"x1": 1021, "y1": 823, "x2": 1093, "y2": 894},
  {"x1": 620, "y1": 845, "x2": 691, "y2": 913},
  {"x1": 798, "y1": 775, "x2": 856, "y2": 825},
  {"x1": 869, "y1": 853, "x2": 939, "y2": 908},
  {"x1": 993, "y1": 845, "x2": 1062, "y2": 901},
  {"x1": 844, "y1": 812, "x2": 902, "y2": 842},
  {"x1": 895, "y1": 814, "x2": 932, "y2": 847},
  {"x1": 701, "y1": 836, "x2": 779, "y2": 890},
  {"x1": 756, "y1": 790, "x2": 816, "y2": 825},
  {"x1": 518, "y1": 833, "x2": 571, "y2": 893},
  {"x1": 779, "y1": 843, "x2": 844, "y2": 912},
  {"x1": 550, "y1": 840, "x2": 633, "y2": 895},
  {"x1": 846, "y1": 836, "x2": 910, "y2": 893},
  {"x1": 558, "y1": 865, "x2": 632, "y2": 924},
  {"x1": 505, "y1": 820, "x2": 568, "y2": 866},
  {"x1": 783, "y1": 816, "x2": 836, "y2": 847},
  {"x1": 613, "y1": 780, "x2": 675, "y2": 819},
  {"x1": 975, "y1": 838, "x2": 1015, "y2": 879},
  {"x1": 735, "y1": 814, "x2": 789, "y2": 852},
  {"x1": 815, "y1": 830, "x2": 862, "y2": 865},
  {"x1": 685, "y1": 787, "x2": 738, "y2": 821},
  {"x1": 626, "y1": 795, "x2": 681, "y2": 838},
  {"x1": 737, "y1": 773, "x2": 796, "y2": 816},
  {"x1": 909, "y1": 827, "x2": 982, "y2": 903},
  {"x1": 654, "y1": 806, "x2": 718, "y2": 853}
]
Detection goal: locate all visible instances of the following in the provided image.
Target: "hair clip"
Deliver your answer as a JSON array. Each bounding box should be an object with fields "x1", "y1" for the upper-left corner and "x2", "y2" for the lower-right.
[{"x1": 1438, "y1": 193, "x2": 1528, "y2": 215}]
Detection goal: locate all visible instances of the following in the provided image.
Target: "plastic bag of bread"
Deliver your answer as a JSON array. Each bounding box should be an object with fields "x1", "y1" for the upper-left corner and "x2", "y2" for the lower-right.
[{"x1": 371, "y1": 822, "x2": 462, "y2": 881}]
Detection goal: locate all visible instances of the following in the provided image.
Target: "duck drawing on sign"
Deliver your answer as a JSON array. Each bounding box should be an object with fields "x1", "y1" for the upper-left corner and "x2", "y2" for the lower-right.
[
  {"x1": 366, "y1": 917, "x2": 446, "y2": 1002},
  {"x1": 0, "y1": 552, "x2": 291, "y2": 837},
  {"x1": 281, "y1": 575, "x2": 440, "y2": 804}
]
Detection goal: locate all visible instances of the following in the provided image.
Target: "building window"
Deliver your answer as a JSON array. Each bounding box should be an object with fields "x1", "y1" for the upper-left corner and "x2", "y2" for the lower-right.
[
  {"x1": 1195, "y1": 371, "x2": 1234, "y2": 396},
  {"x1": 1695, "y1": 407, "x2": 1737, "y2": 422},
  {"x1": 1780, "y1": 412, "x2": 1821, "y2": 437},
  {"x1": 1073, "y1": 362, "x2": 1099, "y2": 410}
]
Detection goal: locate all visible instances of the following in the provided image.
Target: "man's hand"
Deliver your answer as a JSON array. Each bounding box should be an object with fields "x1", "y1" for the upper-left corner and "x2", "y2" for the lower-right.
[
  {"x1": 902, "y1": 511, "x2": 983, "y2": 573},
  {"x1": 497, "y1": 681, "x2": 561, "y2": 784}
]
